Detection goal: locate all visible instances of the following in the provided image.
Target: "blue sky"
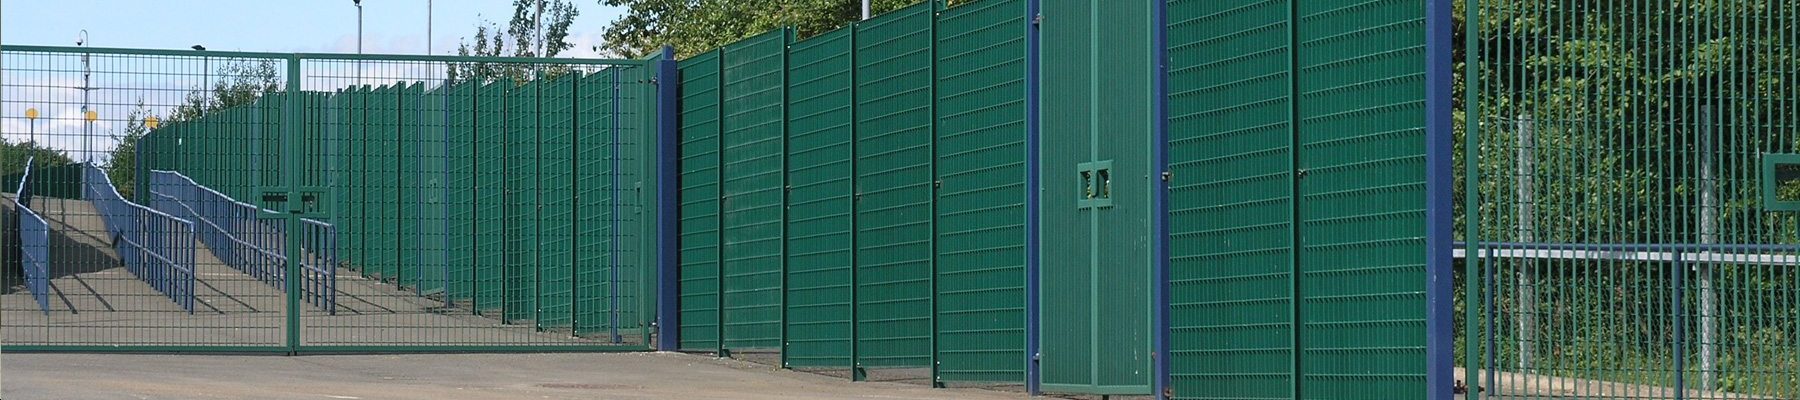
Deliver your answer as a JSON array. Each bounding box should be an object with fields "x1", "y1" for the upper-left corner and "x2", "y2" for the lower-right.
[
  {"x1": 2, "y1": 1, "x2": 631, "y2": 159},
  {"x1": 2, "y1": 1, "x2": 628, "y2": 57}
]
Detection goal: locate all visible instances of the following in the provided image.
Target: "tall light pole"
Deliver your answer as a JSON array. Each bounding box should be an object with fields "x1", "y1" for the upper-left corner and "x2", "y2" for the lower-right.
[
  {"x1": 193, "y1": 45, "x2": 207, "y2": 116},
  {"x1": 862, "y1": 0, "x2": 871, "y2": 20},
  {"x1": 355, "y1": 0, "x2": 363, "y2": 84},
  {"x1": 25, "y1": 108, "x2": 38, "y2": 145},
  {"x1": 77, "y1": 30, "x2": 92, "y2": 164},
  {"x1": 427, "y1": 0, "x2": 433, "y2": 55}
]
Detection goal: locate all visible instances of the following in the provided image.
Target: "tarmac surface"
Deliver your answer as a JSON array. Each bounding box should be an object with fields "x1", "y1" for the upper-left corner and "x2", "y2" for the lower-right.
[{"x1": 1, "y1": 352, "x2": 1025, "y2": 400}]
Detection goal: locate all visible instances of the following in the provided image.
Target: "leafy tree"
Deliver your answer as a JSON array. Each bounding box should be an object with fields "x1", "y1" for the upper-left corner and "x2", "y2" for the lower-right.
[
  {"x1": 597, "y1": 0, "x2": 922, "y2": 59},
  {"x1": 448, "y1": 0, "x2": 580, "y2": 83},
  {"x1": 104, "y1": 100, "x2": 152, "y2": 198}
]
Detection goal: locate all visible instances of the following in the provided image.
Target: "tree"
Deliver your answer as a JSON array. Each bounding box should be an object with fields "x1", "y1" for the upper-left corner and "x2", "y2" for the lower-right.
[
  {"x1": 448, "y1": 0, "x2": 580, "y2": 83},
  {"x1": 597, "y1": 0, "x2": 922, "y2": 59},
  {"x1": 104, "y1": 100, "x2": 152, "y2": 199}
]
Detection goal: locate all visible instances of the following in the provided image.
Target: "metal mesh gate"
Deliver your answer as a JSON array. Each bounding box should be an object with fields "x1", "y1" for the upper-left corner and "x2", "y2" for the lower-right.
[
  {"x1": 1463, "y1": 1, "x2": 1800, "y2": 398},
  {"x1": 1, "y1": 46, "x2": 670, "y2": 352}
]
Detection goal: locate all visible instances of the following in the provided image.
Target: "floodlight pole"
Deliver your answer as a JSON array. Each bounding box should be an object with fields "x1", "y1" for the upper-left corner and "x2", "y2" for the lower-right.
[{"x1": 862, "y1": 0, "x2": 871, "y2": 19}]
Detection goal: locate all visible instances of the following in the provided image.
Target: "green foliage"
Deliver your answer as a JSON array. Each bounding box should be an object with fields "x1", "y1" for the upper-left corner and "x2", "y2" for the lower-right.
[
  {"x1": 448, "y1": 0, "x2": 580, "y2": 83},
  {"x1": 0, "y1": 139, "x2": 75, "y2": 188},
  {"x1": 104, "y1": 101, "x2": 152, "y2": 199},
  {"x1": 596, "y1": 0, "x2": 923, "y2": 59}
]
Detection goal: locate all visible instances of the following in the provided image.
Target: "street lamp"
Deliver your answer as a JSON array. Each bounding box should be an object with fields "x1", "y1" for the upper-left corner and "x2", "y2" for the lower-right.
[
  {"x1": 355, "y1": 0, "x2": 364, "y2": 84},
  {"x1": 193, "y1": 45, "x2": 208, "y2": 116},
  {"x1": 24, "y1": 107, "x2": 38, "y2": 144}
]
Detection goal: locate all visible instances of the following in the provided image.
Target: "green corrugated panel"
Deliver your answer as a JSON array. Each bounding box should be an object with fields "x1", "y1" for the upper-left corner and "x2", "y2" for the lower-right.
[
  {"x1": 416, "y1": 84, "x2": 448, "y2": 296},
  {"x1": 263, "y1": 92, "x2": 284, "y2": 196},
  {"x1": 720, "y1": 28, "x2": 789, "y2": 351},
  {"x1": 539, "y1": 72, "x2": 580, "y2": 331},
  {"x1": 1166, "y1": 1, "x2": 1297, "y2": 398},
  {"x1": 782, "y1": 26, "x2": 855, "y2": 368},
  {"x1": 932, "y1": 0, "x2": 1026, "y2": 383},
  {"x1": 445, "y1": 81, "x2": 477, "y2": 303},
  {"x1": 853, "y1": 2, "x2": 934, "y2": 369},
  {"x1": 1040, "y1": 0, "x2": 1154, "y2": 393},
  {"x1": 618, "y1": 65, "x2": 647, "y2": 337},
  {"x1": 1295, "y1": 1, "x2": 1427, "y2": 396},
  {"x1": 503, "y1": 79, "x2": 542, "y2": 323},
  {"x1": 678, "y1": 50, "x2": 724, "y2": 351},
  {"x1": 575, "y1": 70, "x2": 617, "y2": 338},
  {"x1": 473, "y1": 81, "x2": 508, "y2": 313}
]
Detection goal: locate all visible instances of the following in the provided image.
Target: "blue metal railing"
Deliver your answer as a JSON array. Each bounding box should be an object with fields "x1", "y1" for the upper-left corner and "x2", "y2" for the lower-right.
[
  {"x1": 15, "y1": 157, "x2": 51, "y2": 314},
  {"x1": 83, "y1": 164, "x2": 197, "y2": 313},
  {"x1": 147, "y1": 170, "x2": 336, "y2": 313}
]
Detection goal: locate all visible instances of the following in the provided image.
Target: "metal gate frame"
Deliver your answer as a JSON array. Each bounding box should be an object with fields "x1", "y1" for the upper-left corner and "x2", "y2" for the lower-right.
[{"x1": 0, "y1": 44, "x2": 682, "y2": 354}]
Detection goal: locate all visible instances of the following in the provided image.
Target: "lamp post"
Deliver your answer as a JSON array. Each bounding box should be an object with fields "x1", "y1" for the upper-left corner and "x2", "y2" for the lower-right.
[
  {"x1": 78, "y1": 30, "x2": 92, "y2": 164},
  {"x1": 193, "y1": 45, "x2": 208, "y2": 116},
  {"x1": 24, "y1": 108, "x2": 37, "y2": 145},
  {"x1": 355, "y1": 0, "x2": 364, "y2": 84}
]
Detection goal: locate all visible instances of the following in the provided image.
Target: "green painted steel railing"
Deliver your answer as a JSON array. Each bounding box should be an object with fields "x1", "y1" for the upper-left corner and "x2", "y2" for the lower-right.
[{"x1": 1463, "y1": 1, "x2": 1800, "y2": 399}]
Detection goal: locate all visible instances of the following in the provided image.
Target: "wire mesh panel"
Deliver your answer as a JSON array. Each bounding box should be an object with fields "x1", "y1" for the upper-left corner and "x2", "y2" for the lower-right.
[
  {"x1": 677, "y1": 50, "x2": 725, "y2": 352},
  {"x1": 1466, "y1": 1, "x2": 1800, "y2": 398},
  {"x1": 2, "y1": 48, "x2": 291, "y2": 349},
  {"x1": 853, "y1": 2, "x2": 938, "y2": 371},
  {"x1": 783, "y1": 26, "x2": 857, "y2": 369},
  {"x1": 932, "y1": 0, "x2": 1028, "y2": 384},
  {"x1": 719, "y1": 28, "x2": 790, "y2": 352},
  {"x1": 294, "y1": 57, "x2": 655, "y2": 349},
  {"x1": 1166, "y1": 1, "x2": 1298, "y2": 398}
]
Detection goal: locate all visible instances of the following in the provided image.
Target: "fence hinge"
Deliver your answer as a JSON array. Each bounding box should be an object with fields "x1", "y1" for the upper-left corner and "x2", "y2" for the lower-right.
[
  {"x1": 1033, "y1": 13, "x2": 1043, "y2": 26},
  {"x1": 1160, "y1": 170, "x2": 1172, "y2": 183}
]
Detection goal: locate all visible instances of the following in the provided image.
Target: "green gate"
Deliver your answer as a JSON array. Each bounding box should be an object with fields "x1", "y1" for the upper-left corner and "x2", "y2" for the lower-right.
[
  {"x1": 1039, "y1": 0, "x2": 1156, "y2": 394},
  {"x1": 1463, "y1": 1, "x2": 1800, "y2": 398},
  {"x1": 0, "y1": 46, "x2": 671, "y2": 353}
]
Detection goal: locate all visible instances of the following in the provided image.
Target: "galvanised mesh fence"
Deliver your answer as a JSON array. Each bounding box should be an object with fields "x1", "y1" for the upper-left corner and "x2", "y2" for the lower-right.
[
  {"x1": 1462, "y1": 1, "x2": 1800, "y2": 398},
  {"x1": 0, "y1": 45, "x2": 669, "y2": 352}
]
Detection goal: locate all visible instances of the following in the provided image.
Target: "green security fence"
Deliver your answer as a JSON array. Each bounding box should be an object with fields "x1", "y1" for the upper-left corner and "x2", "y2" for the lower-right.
[
  {"x1": 672, "y1": 0, "x2": 1455, "y2": 397},
  {"x1": 675, "y1": 0, "x2": 1040, "y2": 386},
  {"x1": 1462, "y1": 1, "x2": 1800, "y2": 399},
  {"x1": 2, "y1": 46, "x2": 671, "y2": 352}
]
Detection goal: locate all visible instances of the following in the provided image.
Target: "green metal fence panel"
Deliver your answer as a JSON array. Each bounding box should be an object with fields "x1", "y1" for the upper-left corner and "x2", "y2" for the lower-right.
[
  {"x1": 624, "y1": 63, "x2": 653, "y2": 342},
  {"x1": 931, "y1": 0, "x2": 1027, "y2": 383},
  {"x1": 576, "y1": 70, "x2": 617, "y2": 338},
  {"x1": 416, "y1": 85, "x2": 448, "y2": 296},
  {"x1": 1294, "y1": 1, "x2": 1429, "y2": 396},
  {"x1": 719, "y1": 28, "x2": 790, "y2": 351},
  {"x1": 505, "y1": 79, "x2": 541, "y2": 324},
  {"x1": 398, "y1": 83, "x2": 424, "y2": 289},
  {"x1": 1166, "y1": 1, "x2": 1297, "y2": 398},
  {"x1": 445, "y1": 81, "x2": 477, "y2": 303},
  {"x1": 539, "y1": 72, "x2": 580, "y2": 331},
  {"x1": 853, "y1": 2, "x2": 936, "y2": 369},
  {"x1": 782, "y1": 26, "x2": 857, "y2": 368},
  {"x1": 678, "y1": 50, "x2": 725, "y2": 351},
  {"x1": 339, "y1": 86, "x2": 364, "y2": 276},
  {"x1": 474, "y1": 81, "x2": 508, "y2": 313},
  {"x1": 1466, "y1": 2, "x2": 1800, "y2": 399},
  {"x1": 376, "y1": 83, "x2": 401, "y2": 281}
]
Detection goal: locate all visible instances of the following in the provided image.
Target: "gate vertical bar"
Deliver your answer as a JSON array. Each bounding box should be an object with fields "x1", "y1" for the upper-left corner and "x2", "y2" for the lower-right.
[
  {"x1": 657, "y1": 46, "x2": 681, "y2": 352},
  {"x1": 285, "y1": 56, "x2": 304, "y2": 353},
  {"x1": 1425, "y1": 0, "x2": 1455, "y2": 398},
  {"x1": 1460, "y1": 0, "x2": 1484, "y2": 396},
  {"x1": 1151, "y1": 0, "x2": 1170, "y2": 397},
  {"x1": 1023, "y1": 0, "x2": 1041, "y2": 393}
]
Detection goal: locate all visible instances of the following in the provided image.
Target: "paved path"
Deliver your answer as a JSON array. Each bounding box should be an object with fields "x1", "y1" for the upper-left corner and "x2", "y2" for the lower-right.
[{"x1": 1, "y1": 352, "x2": 1024, "y2": 400}]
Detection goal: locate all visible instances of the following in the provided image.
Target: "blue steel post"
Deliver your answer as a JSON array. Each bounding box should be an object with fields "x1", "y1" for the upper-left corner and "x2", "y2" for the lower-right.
[
  {"x1": 1151, "y1": 0, "x2": 1171, "y2": 397},
  {"x1": 1024, "y1": 0, "x2": 1043, "y2": 394},
  {"x1": 1425, "y1": 0, "x2": 1455, "y2": 398},
  {"x1": 656, "y1": 45, "x2": 682, "y2": 352}
]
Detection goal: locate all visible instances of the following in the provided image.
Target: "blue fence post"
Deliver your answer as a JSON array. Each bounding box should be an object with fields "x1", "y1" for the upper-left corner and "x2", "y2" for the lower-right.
[
  {"x1": 656, "y1": 44, "x2": 683, "y2": 352},
  {"x1": 1426, "y1": 0, "x2": 1456, "y2": 398}
]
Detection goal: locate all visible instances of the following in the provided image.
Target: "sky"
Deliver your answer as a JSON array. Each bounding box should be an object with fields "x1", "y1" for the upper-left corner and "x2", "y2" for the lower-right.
[
  {"x1": 1, "y1": 1, "x2": 628, "y2": 57},
  {"x1": 1, "y1": 1, "x2": 631, "y2": 162}
]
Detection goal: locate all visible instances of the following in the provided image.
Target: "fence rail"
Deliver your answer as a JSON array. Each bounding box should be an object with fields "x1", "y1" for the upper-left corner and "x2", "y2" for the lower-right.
[
  {"x1": 84, "y1": 164, "x2": 197, "y2": 313},
  {"x1": 14, "y1": 157, "x2": 51, "y2": 314},
  {"x1": 147, "y1": 170, "x2": 336, "y2": 313}
]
